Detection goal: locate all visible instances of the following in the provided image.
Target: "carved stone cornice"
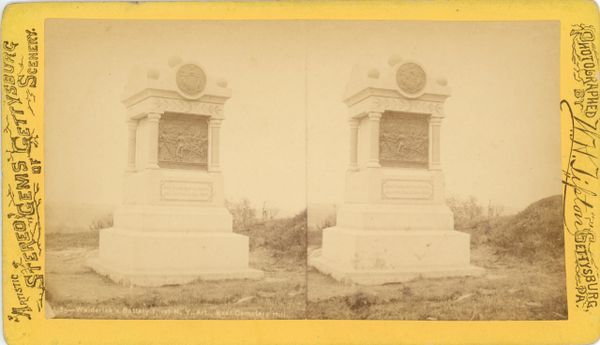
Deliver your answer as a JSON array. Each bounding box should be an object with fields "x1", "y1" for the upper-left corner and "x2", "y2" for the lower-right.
[
  {"x1": 126, "y1": 96, "x2": 225, "y2": 119},
  {"x1": 348, "y1": 96, "x2": 445, "y2": 118}
]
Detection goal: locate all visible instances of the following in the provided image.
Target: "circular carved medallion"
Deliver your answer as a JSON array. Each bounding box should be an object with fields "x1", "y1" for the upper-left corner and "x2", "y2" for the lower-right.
[
  {"x1": 395, "y1": 63, "x2": 426, "y2": 95},
  {"x1": 176, "y1": 64, "x2": 206, "y2": 97}
]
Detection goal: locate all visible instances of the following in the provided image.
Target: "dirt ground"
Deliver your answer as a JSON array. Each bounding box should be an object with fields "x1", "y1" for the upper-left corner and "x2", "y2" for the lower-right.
[
  {"x1": 306, "y1": 245, "x2": 568, "y2": 320},
  {"x1": 47, "y1": 241, "x2": 566, "y2": 321},
  {"x1": 46, "y1": 236, "x2": 306, "y2": 320},
  {"x1": 46, "y1": 196, "x2": 568, "y2": 321}
]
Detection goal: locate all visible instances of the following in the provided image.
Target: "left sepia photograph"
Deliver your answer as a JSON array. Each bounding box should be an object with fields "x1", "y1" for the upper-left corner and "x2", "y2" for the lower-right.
[{"x1": 44, "y1": 19, "x2": 307, "y2": 320}]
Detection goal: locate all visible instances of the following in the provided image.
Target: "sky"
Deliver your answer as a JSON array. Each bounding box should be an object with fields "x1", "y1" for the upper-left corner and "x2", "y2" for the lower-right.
[{"x1": 45, "y1": 20, "x2": 560, "y2": 215}]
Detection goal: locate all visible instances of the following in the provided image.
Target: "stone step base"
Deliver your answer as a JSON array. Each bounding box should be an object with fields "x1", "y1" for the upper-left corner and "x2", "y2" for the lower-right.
[
  {"x1": 310, "y1": 253, "x2": 484, "y2": 285},
  {"x1": 89, "y1": 228, "x2": 262, "y2": 286},
  {"x1": 88, "y1": 256, "x2": 263, "y2": 287},
  {"x1": 311, "y1": 226, "x2": 483, "y2": 284},
  {"x1": 322, "y1": 226, "x2": 473, "y2": 268}
]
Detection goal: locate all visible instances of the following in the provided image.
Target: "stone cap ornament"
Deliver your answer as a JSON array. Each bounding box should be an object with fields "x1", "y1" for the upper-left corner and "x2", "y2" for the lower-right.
[
  {"x1": 343, "y1": 55, "x2": 451, "y2": 110},
  {"x1": 395, "y1": 62, "x2": 427, "y2": 95},
  {"x1": 121, "y1": 56, "x2": 231, "y2": 119},
  {"x1": 121, "y1": 57, "x2": 231, "y2": 120},
  {"x1": 176, "y1": 63, "x2": 207, "y2": 97}
]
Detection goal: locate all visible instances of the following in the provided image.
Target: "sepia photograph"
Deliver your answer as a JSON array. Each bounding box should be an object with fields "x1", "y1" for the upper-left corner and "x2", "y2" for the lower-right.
[
  {"x1": 44, "y1": 20, "x2": 308, "y2": 319},
  {"x1": 42, "y1": 19, "x2": 566, "y2": 321},
  {"x1": 305, "y1": 21, "x2": 566, "y2": 320}
]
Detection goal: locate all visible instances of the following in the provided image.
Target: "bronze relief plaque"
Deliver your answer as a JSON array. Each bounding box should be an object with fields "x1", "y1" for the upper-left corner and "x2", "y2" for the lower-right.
[
  {"x1": 380, "y1": 112, "x2": 429, "y2": 168},
  {"x1": 158, "y1": 113, "x2": 208, "y2": 169}
]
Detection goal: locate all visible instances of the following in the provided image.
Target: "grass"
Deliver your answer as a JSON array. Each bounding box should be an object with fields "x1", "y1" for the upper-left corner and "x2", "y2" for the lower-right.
[
  {"x1": 46, "y1": 231, "x2": 99, "y2": 251},
  {"x1": 46, "y1": 196, "x2": 568, "y2": 320},
  {"x1": 306, "y1": 247, "x2": 567, "y2": 320},
  {"x1": 47, "y1": 247, "x2": 306, "y2": 319},
  {"x1": 456, "y1": 195, "x2": 564, "y2": 261},
  {"x1": 45, "y1": 213, "x2": 307, "y2": 320},
  {"x1": 306, "y1": 195, "x2": 568, "y2": 320}
]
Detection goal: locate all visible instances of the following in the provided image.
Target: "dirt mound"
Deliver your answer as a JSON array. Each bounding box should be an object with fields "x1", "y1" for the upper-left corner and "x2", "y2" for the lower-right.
[
  {"x1": 237, "y1": 210, "x2": 307, "y2": 260},
  {"x1": 462, "y1": 195, "x2": 564, "y2": 263}
]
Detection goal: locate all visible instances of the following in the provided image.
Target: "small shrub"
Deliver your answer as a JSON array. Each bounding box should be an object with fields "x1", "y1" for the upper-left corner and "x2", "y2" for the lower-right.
[
  {"x1": 447, "y1": 195, "x2": 484, "y2": 229},
  {"x1": 265, "y1": 210, "x2": 307, "y2": 260},
  {"x1": 242, "y1": 209, "x2": 307, "y2": 261},
  {"x1": 89, "y1": 214, "x2": 114, "y2": 232},
  {"x1": 225, "y1": 199, "x2": 258, "y2": 231},
  {"x1": 316, "y1": 214, "x2": 336, "y2": 231}
]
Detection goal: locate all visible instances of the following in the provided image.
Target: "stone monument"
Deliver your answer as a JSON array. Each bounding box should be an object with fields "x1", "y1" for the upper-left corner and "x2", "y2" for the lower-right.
[
  {"x1": 310, "y1": 56, "x2": 484, "y2": 285},
  {"x1": 88, "y1": 57, "x2": 263, "y2": 286}
]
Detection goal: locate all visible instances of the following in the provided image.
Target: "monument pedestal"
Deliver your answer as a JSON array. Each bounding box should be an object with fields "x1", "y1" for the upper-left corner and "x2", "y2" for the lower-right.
[
  {"x1": 89, "y1": 181, "x2": 263, "y2": 286},
  {"x1": 311, "y1": 58, "x2": 483, "y2": 285},
  {"x1": 89, "y1": 228, "x2": 262, "y2": 287},
  {"x1": 310, "y1": 225, "x2": 483, "y2": 285},
  {"x1": 310, "y1": 201, "x2": 484, "y2": 285},
  {"x1": 88, "y1": 58, "x2": 263, "y2": 286}
]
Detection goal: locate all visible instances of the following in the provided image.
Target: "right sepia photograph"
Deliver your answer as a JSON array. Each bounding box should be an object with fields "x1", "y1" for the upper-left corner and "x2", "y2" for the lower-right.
[{"x1": 305, "y1": 21, "x2": 566, "y2": 320}]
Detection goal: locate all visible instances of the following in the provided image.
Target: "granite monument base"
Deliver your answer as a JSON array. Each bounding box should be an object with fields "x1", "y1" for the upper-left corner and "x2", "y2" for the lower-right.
[
  {"x1": 87, "y1": 205, "x2": 263, "y2": 287},
  {"x1": 310, "y1": 203, "x2": 484, "y2": 285},
  {"x1": 88, "y1": 228, "x2": 263, "y2": 287}
]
